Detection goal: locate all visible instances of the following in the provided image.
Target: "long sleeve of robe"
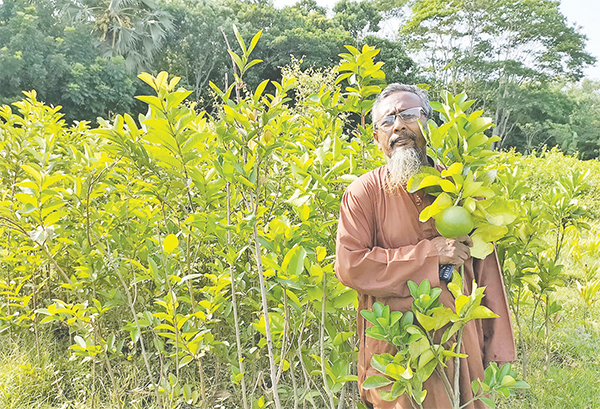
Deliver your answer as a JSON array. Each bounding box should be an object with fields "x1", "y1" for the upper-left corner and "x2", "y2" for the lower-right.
[{"x1": 335, "y1": 166, "x2": 516, "y2": 409}]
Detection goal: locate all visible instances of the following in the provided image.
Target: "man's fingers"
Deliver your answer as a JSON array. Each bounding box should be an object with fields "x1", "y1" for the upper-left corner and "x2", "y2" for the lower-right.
[
  {"x1": 456, "y1": 242, "x2": 471, "y2": 258},
  {"x1": 456, "y1": 235, "x2": 473, "y2": 247},
  {"x1": 432, "y1": 236, "x2": 472, "y2": 265},
  {"x1": 454, "y1": 248, "x2": 469, "y2": 262}
]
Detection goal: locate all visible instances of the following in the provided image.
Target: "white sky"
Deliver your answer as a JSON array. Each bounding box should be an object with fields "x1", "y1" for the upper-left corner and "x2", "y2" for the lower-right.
[
  {"x1": 273, "y1": 0, "x2": 600, "y2": 81},
  {"x1": 560, "y1": 0, "x2": 600, "y2": 80}
]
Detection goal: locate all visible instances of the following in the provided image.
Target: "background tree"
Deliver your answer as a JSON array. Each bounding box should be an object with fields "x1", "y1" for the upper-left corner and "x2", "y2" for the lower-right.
[
  {"x1": 562, "y1": 80, "x2": 600, "y2": 159},
  {"x1": 59, "y1": 0, "x2": 173, "y2": 73},
  {"x1": 333, "y1": 0, "x2": 381, "y2": 45},
  {"x1": 0, "y1": 0, "x2": 139, "y2": 123},
  {"x1": 155, "y1": 0, "x2": 232, "y2": 104},
  {"x1": 400, "y1": 0, "x2": 595, "y2": 148}
]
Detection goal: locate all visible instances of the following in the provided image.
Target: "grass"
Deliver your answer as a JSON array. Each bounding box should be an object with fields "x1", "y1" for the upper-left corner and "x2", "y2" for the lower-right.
[
  {"x1": 501, "y1": 327, "x2": 600, "y2": 409},
  {"x1": 0, "y1": 332, "x2": 153, "y2": 409},
  {"x1": 498, "y1": 221, "x2": 600, "y2": 409}
]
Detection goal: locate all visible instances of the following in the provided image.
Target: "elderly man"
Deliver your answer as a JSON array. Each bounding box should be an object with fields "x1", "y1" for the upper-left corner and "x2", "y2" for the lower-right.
[{"x1": 335, "y1": 84, "x2": 516, "y2": 409}]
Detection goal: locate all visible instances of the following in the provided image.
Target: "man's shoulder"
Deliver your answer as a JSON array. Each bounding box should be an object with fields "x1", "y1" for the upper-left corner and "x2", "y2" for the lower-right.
[{"x1": 345, "y1": 166, "x2": 386, "y2": 198}]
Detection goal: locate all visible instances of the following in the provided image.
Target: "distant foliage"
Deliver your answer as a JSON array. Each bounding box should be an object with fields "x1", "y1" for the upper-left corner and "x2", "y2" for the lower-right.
[
  {"x1": 497, "y1": 148, "x2": 600, "y2": 219},
  {"x1": 0, "y1": 0, "x2": 141, "y2": 123}
]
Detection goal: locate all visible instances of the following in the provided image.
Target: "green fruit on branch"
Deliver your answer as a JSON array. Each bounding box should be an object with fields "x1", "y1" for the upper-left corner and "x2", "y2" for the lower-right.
[{"x1": 434, "y1": 206, "x2": 474, "y2": 238}]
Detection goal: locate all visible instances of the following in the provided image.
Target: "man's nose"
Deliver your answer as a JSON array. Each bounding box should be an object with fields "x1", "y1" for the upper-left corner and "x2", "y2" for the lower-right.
[{"x1": 393, "y1": 114, "x2": 407, "y2": 131}]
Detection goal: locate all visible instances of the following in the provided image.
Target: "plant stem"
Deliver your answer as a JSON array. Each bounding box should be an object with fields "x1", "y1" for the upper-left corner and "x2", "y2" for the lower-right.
[
  {"x1": 196, "y1": 357, "x2": 208, "y2": 409},
  {"x1": 297, "y1": 308, "x2": 323, "y2": 408},
  {"x1": 452, "y1": 326, "x2": 465, "y2": 409},
  {"x1": 513, "y1": 289, "x2": 528, "y2": 380},
  {"x1": 436, "y1": 366, "x2": 454, "y2": 401},
  {"x1": 276, "y1": 288, "x2": 291, "y2": 384},
  {"x1": 159, "y1": 203, "x2": 181, "y2": 379},
  {"x1": 459, "y1": 397, "x2": 477, "y2": 409},
  {"x1": 320, "y1": 268, "x2": 336, "y2": 409},
  {"x1": 291, "y1": 359, "x2": 299, "y2": 409},
  {"x1": 227, "y1": 181, "x2": 249, "y2": 409},
  {"x1": 337, "y1": 382, "x2": 347, "y2": 409},
  {"x1": 92, "y1": 320, "x2": 121, "y2": 409},
  {"x1": 107, "y1": 244, "x2": 161, "y2": 406},
  {"x1": 544, "y1": 294, "x2": 551, "y2": 373},
  {"x1": 252, "y1": 217, "x2": 282, "y2": 408},
  {"x1": 452, "y1": 265, "x2": 466, "y2": 409}
]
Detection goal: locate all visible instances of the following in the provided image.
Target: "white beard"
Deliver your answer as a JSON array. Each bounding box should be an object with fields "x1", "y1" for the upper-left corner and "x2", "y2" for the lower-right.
[{"x1": 384, "y1": 147, "x2": 425, "y2": 194}]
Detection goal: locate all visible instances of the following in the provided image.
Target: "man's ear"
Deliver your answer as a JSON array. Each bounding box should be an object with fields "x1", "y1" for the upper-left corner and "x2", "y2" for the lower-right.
[{"x1": 373, "y1": 131, "x2": 383, "y2": 151}]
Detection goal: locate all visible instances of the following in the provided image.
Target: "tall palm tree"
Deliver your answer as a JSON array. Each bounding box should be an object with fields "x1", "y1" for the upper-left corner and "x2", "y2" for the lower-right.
[{"x1": 60, "y1": 0, "x2": 173, "y2": 73}]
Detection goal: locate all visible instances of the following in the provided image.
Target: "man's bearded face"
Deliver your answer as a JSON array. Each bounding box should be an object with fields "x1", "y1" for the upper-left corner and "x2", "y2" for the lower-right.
[
  {"x1": 372, "y1": 91, "x2": 428, "y2": 193},
  {"x1": 384, "y1": 133, "x2": 426, "y2": 193}
]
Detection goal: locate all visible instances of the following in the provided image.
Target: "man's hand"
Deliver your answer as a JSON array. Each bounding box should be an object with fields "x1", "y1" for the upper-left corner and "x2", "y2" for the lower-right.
[{"x1": 432, "y1": 235, "x2": 473, "y2": 266}]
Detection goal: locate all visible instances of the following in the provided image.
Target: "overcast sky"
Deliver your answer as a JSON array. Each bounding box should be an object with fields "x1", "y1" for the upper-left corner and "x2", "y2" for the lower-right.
[
  {"x1": 273, "y1": 0, "x2": 600, "y2": 81},
  {"x1": 560, "y1": 0, "x2": 600, "y2": 80}
]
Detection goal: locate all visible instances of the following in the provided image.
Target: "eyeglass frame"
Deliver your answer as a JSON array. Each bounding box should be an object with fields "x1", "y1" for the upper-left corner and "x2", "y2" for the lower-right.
[{"x1": 373, "y1": 107, "x2": 425, "y2": 131}]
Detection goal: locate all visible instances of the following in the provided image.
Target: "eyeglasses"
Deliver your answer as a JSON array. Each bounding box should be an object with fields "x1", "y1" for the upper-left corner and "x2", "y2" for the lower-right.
[{"x1": 374, "y1": 107, "x2": 424, "y2": 131}]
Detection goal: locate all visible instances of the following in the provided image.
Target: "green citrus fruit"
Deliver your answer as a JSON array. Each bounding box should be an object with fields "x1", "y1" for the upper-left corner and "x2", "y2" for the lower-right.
[{"x1": 434, "y1": 206, "x2": 474, "y2": 238}]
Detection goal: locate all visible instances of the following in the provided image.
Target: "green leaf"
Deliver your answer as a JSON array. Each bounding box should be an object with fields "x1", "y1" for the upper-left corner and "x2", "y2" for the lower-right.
[
  {"x1": 390, "y1": 381, "x2": 406, "y2": 399},
  {"x1": 407, "y1": 167, "x2": 441, "y2": 193},
  {"x1": 248, "y1": 29, "x2": 263, "y2": 55},
  {"x1": 419, "y1": 192, "x2": 453, "y2": 221},
  {"x1": 479, "y1": 397, "x2": 495, "y2": 408},
  {"x1": 333, "y1": 289, "x2": 357, "y2": 308},
  {"x1": 414, "y1": 310, "x2": 436, "y2": 332},
  {"x1": 468, "y1": 306, "x2": 499, "y2": 319},
  {"x1": 232, "y1": 24, "x2": 246, "y2": 54},
  {"x1": 74, "y1": 335, "x2": 87, "y2": 349},
  {"x1": 413, "y1": 175, "x2": 443, "y2": 191},
  {"x1": 163, "y1": 234, "x2": 179, "y2": 255},
  {"x1": 253, "y1": 79, "x2": 270, "y2": 103},
  {"x1": 362, "y1": 375, "x2": 393, "y2": 390},
  {"x1": 430, "y1": 307, "x2": 454, "y2": 329},
  {"x1": 166, "y1": 90, "x2": 193, "y2": 110},
  {"x1": 442, "y1": 162, "x2": 463, "y2": 178},
  {"x1": 360, "y1": 310, "x2": 377, "y2": 325},
  {"x1": 470, "y1": 233, "x2": 496, "y2": 260},
  {"x1": 371, "y1": 354, "x2": 393, "y2": 374},
  {"x1": 512, "y1": 380, "x2": 530, "y2": 389},
  {"x1": 463, "y1": 174, "x2": 483, "y2": 197},
  {"x1": 407, "y1": 281, "x2": 419, "y2": 299},
  {"x1": 333, "y1": 331, "x2": 354, "y2": 345},
  {"x1": 455, "y1": 295, "x2": 470, "y2": 316},
  {"x1": 500, "y1": 375, "x2": 516, "y2": 387},
  {"x1": 179, "y1": 355, "x2": 193, "y2": 369},
  {"x1": 442, "y1": 349, "x2": 468, "y2": 359},
  {"x1": 281, "y1": 245, "x2": 307, "y2": 277}
]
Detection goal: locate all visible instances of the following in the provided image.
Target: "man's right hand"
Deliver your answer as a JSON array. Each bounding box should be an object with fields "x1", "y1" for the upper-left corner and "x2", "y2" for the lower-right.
[{"x1": 432, "y1": 235, "x2": 473, "y2": 266}]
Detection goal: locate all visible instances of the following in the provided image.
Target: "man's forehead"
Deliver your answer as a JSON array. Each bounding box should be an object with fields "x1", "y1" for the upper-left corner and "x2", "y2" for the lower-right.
[{"x1": 375, "y1": 91, "x2": 423, "y2": 117}]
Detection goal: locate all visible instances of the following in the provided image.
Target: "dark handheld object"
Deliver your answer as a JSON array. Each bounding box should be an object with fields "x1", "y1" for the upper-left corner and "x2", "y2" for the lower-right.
[{"x1": 439, "y1": 264, "x2": 454, "y2": 282}]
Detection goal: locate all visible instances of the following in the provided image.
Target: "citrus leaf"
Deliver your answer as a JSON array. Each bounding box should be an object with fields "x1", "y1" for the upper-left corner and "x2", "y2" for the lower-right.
[{"x1": 164, "y1": 234, "x2": 179, "y2": 254}]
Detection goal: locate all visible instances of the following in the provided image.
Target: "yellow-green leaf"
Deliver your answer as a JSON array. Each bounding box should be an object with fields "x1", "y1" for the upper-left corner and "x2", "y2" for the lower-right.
[
  {"x1": 469, "y1": 306, "x2": 499, "y2": 320},
  {"x1": 415, "y1": 310, "x2": 436, "y2": 332},
  {"x1": 455, "y1": 295, "x2": 469, "y2": 316},
  {"x1": 419, "y1": 192, "x2": 452, "y2": 221},
  {"x1": 164, "y1": 234, "x2": 179, "y2": 254}
]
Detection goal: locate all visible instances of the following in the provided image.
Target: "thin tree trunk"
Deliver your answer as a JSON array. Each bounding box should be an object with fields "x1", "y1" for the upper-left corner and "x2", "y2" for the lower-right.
[
  {"x1": 227, "y1": 181, "x2": 250, "y2": 409},
  {"x1": 320, "y1": 270, "x2": 336, "y2": 409},
  {"x1": 252, "y1": 218, "x2": 282, "y2": 408}
]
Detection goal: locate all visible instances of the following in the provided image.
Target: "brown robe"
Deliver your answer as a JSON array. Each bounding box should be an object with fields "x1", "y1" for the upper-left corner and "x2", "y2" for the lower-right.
[{"x1": 335, "y1": 166, "x2": 516, "y2": 409}]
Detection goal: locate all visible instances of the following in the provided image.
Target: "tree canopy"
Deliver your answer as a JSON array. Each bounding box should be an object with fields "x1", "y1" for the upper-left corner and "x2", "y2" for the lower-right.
[{"x1": 0, "y1": 0, "x2": 597, "y2": 157}]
